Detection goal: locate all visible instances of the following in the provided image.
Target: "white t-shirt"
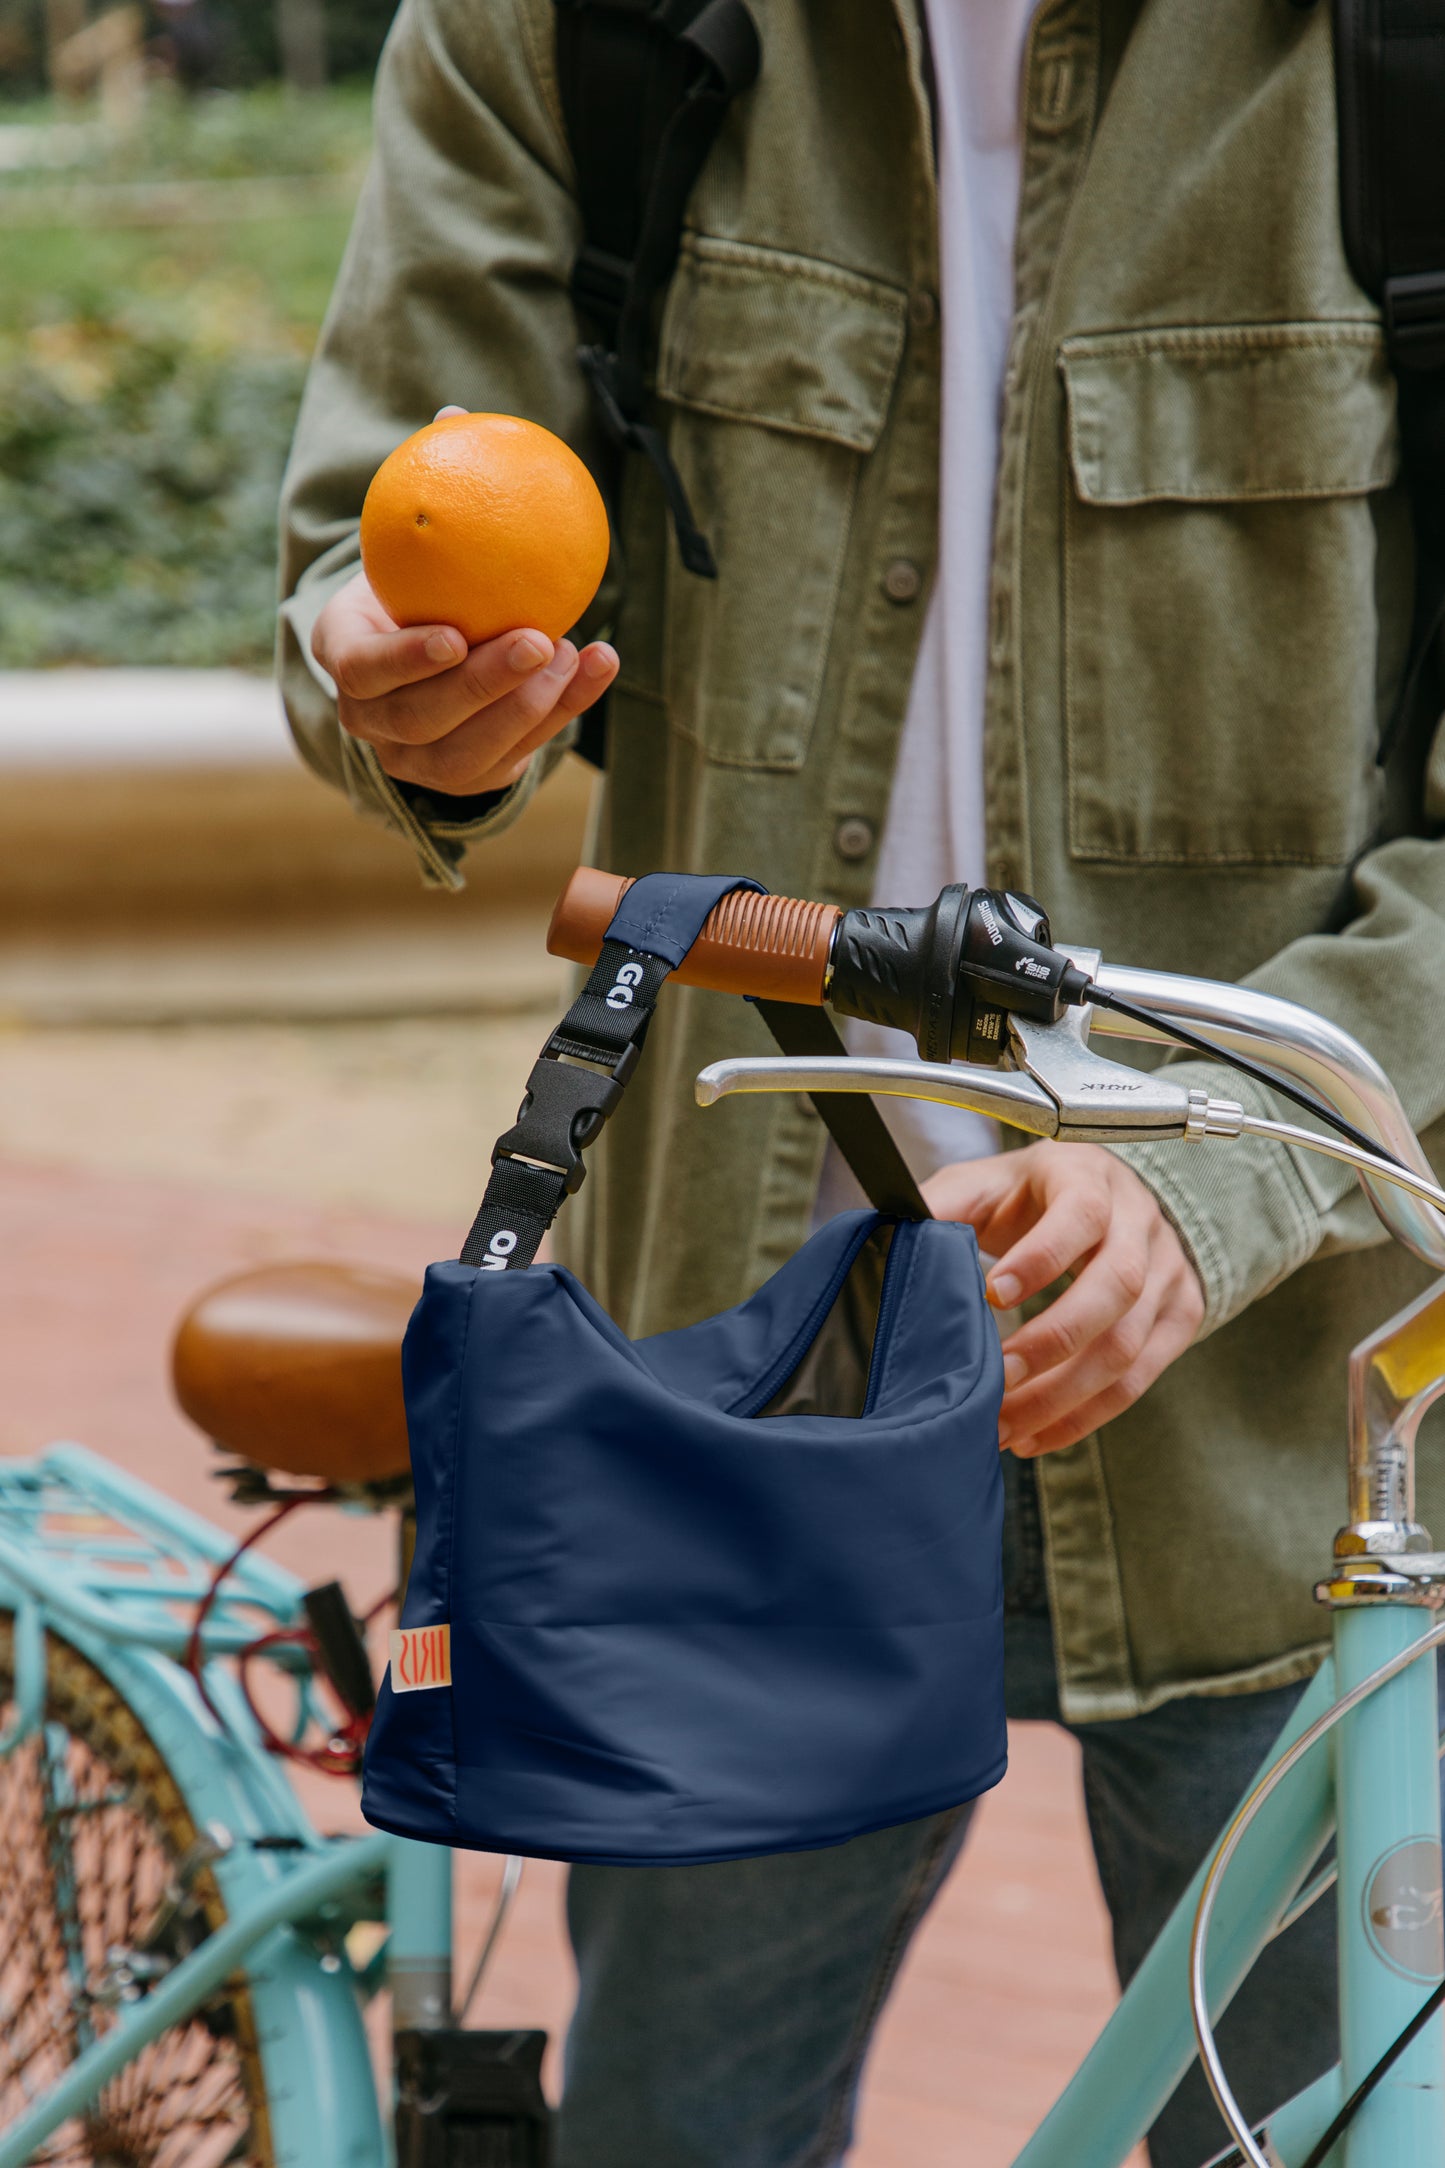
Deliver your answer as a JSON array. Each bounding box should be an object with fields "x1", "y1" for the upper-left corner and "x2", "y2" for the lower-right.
[{"x1": 819, "y1": 0, "x2": 1038, "y2": 1215}]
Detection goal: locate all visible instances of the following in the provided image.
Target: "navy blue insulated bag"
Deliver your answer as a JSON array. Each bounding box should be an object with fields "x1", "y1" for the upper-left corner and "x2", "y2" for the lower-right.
[{"x1": 362, "y1": 874, "x2": 1006, "y2": 1865}]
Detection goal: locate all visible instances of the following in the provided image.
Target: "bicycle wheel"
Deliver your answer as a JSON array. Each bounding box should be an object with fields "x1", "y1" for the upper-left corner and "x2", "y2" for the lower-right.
[{"x1": 0, "y1": 1616, "x2": 275, "y2": 2167}]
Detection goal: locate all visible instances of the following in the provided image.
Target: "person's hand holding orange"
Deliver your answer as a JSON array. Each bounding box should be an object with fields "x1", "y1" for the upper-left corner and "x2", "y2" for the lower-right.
[{"x1": 312, "y1": 407, "x2": 619, "y2": 798}]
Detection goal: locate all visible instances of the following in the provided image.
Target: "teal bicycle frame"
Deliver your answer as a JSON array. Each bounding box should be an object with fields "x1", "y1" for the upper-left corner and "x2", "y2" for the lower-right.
[
  {"x1": 1016, "y1": 1604, "x2": 1445, "y2": 2168},
  {"x1": 4, "y1": 957, "x2": 1445, "y2": 2166}
]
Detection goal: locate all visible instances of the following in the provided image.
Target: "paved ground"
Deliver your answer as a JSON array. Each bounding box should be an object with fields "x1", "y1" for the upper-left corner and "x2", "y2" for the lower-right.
[{"x1": 0, "y1": 1013, "x2": 551, "y2": 1219}]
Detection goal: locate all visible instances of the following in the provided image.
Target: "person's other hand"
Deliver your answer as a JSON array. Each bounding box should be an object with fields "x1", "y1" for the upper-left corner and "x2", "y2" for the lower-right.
[
  {"x1": 923, "y1": 1143, "x2": 1204, "y2": 1456},
  {"x1": 311, "y1": 568, "x2": 618, "y2": 798}
]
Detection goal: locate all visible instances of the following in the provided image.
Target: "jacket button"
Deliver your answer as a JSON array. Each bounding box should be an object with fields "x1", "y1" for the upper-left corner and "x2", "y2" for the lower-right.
[
  {"x1": 882, "y1": 558, "x2": 923, "y2": 604},
  {"x1": 834, "y1": 815, "x2": 876, "y2": 862},
  {"x1": 909, "y1": 289, "x2": 938, "y2": 330}
]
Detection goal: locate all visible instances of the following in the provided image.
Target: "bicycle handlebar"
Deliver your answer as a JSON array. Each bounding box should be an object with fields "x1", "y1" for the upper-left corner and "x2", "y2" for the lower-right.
[
  {"x1": 548, "y1": 867, "x2": 1445, "y2": 1272},
  {"x1": 549, "y1": 869, "x2": 1091, "y2": 1054}
]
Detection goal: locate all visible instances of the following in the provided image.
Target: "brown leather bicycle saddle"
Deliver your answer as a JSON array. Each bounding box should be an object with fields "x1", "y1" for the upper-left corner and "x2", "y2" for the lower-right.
[{"x1": 171, "y1": 1262, "x2": 416, "y2": 1484}]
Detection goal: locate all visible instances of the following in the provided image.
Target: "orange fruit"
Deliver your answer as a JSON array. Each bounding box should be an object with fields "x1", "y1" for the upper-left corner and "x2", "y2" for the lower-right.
[{"x1": 359, "y1": 412, "x2": 610, "y2": 647}]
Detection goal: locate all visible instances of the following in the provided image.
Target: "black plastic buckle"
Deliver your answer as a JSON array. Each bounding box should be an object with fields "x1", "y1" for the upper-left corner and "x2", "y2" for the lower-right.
[
  {"x1": 543, "y1": 1032, "x2": 642, "y2": 1087},
  {"x1": 1384, "y1": 272, "x2": 1445, "y2": 373},
  {"x1": 492, "y1": 1057, "x2": 626, "y2": 1195}
]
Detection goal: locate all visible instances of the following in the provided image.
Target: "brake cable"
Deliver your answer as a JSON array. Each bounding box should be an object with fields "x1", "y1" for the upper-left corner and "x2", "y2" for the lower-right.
[{"x1": 1086, "y1": 985, "x2": 1411, "y2": 1173}]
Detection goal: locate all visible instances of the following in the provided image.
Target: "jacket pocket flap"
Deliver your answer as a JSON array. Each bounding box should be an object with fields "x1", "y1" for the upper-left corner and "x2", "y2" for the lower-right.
[
  {"x1": 659, "y1": 235, "x2": 907, "y2": 454},
  {"x1": 1059, "y1": 325, "x2": 1399, "y2": 506}
]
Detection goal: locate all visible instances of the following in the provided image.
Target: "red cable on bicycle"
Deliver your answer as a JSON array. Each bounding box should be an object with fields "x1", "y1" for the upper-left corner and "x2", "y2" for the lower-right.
[
  {"x1": 183, "y1": 1498, "x2": 305, "y2": 1734},
  {"x1": 236, "y1": 1625, "x2": 373, "y2": 1776},
  {"x1": 185, "y1": 1494, "x2": 394, "y2": 1776}
]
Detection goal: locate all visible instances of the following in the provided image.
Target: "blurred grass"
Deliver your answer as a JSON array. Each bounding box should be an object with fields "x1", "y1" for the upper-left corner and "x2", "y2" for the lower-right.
[
  {"x1": 0, "y1": 86, "x2": 369, "y2": 668},
  {"x1": 0, "y1": 213, "x2": 354, "y2": 340}
]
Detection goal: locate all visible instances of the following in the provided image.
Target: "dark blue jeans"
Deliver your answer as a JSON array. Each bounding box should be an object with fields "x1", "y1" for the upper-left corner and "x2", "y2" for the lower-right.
[{"x1": 556, "y1": 1459, "x2": 1342, "y2": 2168}]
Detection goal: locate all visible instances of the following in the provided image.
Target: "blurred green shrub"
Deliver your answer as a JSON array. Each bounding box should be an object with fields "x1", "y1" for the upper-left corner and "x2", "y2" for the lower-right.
[
  {"x1": 0, "y1": 84, "x2": 372, "y2": 667},
  {"x1": 0, "y1": 286, "x2": 306, "y2": 667}
]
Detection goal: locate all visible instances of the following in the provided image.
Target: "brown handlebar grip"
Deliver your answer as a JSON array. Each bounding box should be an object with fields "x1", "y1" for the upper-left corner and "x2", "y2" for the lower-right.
[{"x1": 547, "y1": 867, "x2": 837, "y2": 1005}]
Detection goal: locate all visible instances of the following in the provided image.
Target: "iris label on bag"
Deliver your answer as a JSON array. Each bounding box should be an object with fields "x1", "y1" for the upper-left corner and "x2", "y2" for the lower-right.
[{"x1": 389, "y1": 1624, "x2": 452, "y2": 1692}]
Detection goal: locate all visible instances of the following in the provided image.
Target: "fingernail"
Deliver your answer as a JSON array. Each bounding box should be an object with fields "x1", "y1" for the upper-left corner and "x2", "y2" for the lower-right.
[
  {"x1": 509, "y1": 633, "x2": 551, "y2": 671},
  {"x1": 426, "y1": 630, "x2": 464, "y2": 663},
  {"x1": 1002, "y1": 1353, "x2": 1028, "y2": 1390},
  {"x1": 551, "y1": 638, "x2": 579, "y2": 672},
  {"x1": 988, "y1": 1272, "x2": 1022, "y2": 1309},
  {"x1": 583, "y1": 644, "x2": 617, "y2": 680}
]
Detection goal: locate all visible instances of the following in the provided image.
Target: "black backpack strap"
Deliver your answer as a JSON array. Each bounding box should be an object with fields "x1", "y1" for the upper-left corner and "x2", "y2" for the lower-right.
[
  {"x1": 460, "y1": 872, "x2": 927, "y2": 1273},
  {"x1": 1335, "y1": 0, "x2": 1445, "y2": 764},
  {"x1": 555, "y1": 0, "x2": 760, "y2": 587}
]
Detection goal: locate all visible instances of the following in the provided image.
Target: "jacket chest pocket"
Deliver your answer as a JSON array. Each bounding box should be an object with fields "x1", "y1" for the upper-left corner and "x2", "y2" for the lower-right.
[
  {"x1": 1059, "y1": 326, "x2": 1401, "y2": 867},
  {"x1": 655, "y1": 237, "x2": 906, "y2": 771}
]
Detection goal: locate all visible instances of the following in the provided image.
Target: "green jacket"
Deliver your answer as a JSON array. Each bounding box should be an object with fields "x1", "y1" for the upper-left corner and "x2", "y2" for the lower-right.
[{"x1": 279, "y1": 0, "x2": 1445, "y2": 1721}]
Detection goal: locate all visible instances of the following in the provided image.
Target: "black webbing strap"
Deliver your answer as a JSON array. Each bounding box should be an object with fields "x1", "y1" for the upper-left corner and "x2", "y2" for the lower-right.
[
  {"x1": 1335, "y1": 0, "x2": 1445, "y2": 764},
  {"x1": 459, "y1": 873, "x2": 928, "y2": 1273},
  {"x1": 555, "y1": 0, "x2": 760, "y2": 583},
  {"x1": 755, "y1": 1001, "x2": 932, "y2": 1223},
  {"x1": 460, "y1": 939, "x2": 670, "y2": 1271},
  {"x1": 461, "y1": 872, "x2": 760, "y2": 1271}
]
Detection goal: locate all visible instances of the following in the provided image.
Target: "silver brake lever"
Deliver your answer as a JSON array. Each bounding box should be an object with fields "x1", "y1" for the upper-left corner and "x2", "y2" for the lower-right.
[
  {"x1": 694, "y1": 1049, "x2": 1062, "y2": 1135},
  {"x1": 695, "y1": 957, "x2": 1196, "y2": 1145}
]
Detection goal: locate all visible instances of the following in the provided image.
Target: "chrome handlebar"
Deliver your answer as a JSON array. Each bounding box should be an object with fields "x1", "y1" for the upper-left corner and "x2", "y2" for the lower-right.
[{"x1": 1087, "y1": 961, "x2": 1445, "y2": 1271}]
